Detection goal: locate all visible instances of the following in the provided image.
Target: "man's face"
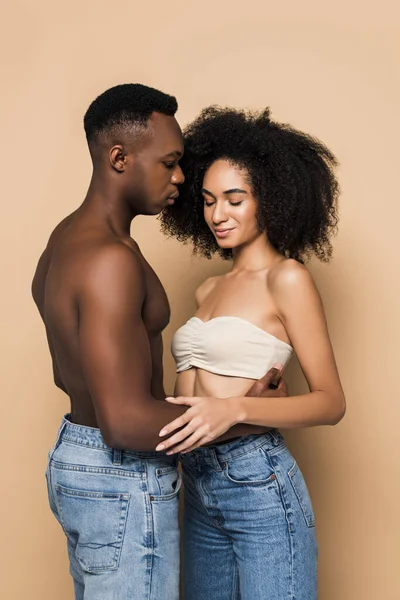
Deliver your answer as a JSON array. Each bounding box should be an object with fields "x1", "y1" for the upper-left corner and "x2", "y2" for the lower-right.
[{"x1": 127, "y1": 113, "x2": 185, "y2": 215}]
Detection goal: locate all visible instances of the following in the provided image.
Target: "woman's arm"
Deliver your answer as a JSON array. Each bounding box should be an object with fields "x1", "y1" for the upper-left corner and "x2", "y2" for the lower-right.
[
  {"x1": 156, "y1": 261, "x2": 345, "y2": 453},
  {"x1": 234, "y1": 261, "x2": 346, "y2": 428}
]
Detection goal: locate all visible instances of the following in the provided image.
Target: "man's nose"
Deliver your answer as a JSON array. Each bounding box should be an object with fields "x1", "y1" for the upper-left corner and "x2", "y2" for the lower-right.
[{"x1": 171, "y1": 164, "x2": 185, "y2": 185}]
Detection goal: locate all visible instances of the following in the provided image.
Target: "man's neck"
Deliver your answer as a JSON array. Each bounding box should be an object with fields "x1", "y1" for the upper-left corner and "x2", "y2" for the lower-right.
[{"x1": 81, "y1": 175, "x2": 135, "y2": 237}]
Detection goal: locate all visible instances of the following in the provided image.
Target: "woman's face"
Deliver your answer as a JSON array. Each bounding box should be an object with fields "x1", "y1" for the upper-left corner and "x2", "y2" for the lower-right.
[{"x1": 202, "y1": 160, "x2": 261, "y2": 250}]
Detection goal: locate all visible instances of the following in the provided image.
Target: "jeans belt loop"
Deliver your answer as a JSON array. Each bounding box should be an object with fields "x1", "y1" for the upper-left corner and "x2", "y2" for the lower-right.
[{"x1": 113, "y1": 449, "x2": 122, "y2": 465}]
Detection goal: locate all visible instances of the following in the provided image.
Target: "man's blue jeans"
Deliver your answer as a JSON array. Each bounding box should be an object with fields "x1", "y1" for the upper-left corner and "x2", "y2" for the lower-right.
[{"x1": 45, "y1": 415, "x2": 181, "y2": 600}]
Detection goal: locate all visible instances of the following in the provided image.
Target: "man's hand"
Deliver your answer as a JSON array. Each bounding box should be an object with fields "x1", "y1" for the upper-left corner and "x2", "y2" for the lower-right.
[{"x1": 246, "y1": 365, "x2": 289, "y2": 399}]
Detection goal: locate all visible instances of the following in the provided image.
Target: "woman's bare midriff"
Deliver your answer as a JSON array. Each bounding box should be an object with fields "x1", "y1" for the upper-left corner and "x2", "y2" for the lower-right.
[
  {"x1": 174, "y1": 368, "x2": 256, "y2": 399},
  {"x1": 174, "y1": 368, "x2": 264, "y2": 446}
]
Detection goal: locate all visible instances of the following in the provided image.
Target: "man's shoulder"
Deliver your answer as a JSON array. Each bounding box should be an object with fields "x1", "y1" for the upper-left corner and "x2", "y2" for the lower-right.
[
  {"x1": 45, "y1": 212, "x2": 77, "y2": 251},
  {"x1": 73, "y1": 241, "x2": 146, "y2": 311},
  {"x1": 80, "y1": 240, "x2": 144, "y2": 287}
]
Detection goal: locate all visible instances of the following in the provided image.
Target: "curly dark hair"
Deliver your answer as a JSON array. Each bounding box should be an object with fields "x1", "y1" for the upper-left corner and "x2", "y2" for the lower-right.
[
  {"x1": 160, "y1": 106, "x2": 339, "y2": 262},
  {"x1": 84, "y1": 83, "x2": 178, "y2": 143}
]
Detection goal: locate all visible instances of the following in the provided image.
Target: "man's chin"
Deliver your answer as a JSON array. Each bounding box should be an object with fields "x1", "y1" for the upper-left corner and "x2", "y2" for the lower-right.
[{"x1": 141, "y1": 206, "x2": 163, "y2": 217}]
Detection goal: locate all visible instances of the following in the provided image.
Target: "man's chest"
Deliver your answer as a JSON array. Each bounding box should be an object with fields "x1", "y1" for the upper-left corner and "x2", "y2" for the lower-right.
[{"x1": 141, "y1": 261, "x2": 170, "y2": 336}]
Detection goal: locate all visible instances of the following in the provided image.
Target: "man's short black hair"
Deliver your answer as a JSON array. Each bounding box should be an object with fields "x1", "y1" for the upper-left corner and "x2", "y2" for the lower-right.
[{"x1": 84, "y1": 83, "x2": 178, "y2": 143}]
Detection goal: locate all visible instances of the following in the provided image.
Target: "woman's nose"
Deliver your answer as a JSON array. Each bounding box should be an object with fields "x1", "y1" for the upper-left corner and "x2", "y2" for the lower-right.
[{"x1": 212, "y1": 202, "x2": 228, "y2": 224}]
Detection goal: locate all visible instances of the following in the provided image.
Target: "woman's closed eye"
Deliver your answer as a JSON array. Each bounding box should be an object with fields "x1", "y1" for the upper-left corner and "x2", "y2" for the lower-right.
[{"x1": 203, "y1": 199, "x2": 243, "y2": 207}]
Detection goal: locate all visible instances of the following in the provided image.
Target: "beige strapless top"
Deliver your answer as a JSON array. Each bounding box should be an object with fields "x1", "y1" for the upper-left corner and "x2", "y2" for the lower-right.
[{"x1": 171, "y1": 316, "x2": 293, "y2": 380}]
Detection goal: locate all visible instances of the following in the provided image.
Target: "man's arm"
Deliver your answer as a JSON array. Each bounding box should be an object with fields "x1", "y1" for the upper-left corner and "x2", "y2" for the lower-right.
[{"x1": 76, "y1": 243, "x2": 188, "y2": 451}]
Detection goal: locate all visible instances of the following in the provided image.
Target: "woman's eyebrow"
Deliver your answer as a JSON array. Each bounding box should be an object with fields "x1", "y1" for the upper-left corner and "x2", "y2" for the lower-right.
[
  {"x1": 202, "y1": 188, "x2": 247, "y2": 197},
  {"x1": 222, "y1": 188, "x2": 247, "y2": 195}
]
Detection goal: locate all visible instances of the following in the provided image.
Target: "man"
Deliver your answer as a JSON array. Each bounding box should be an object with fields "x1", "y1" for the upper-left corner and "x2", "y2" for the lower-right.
[{"x1": 32, "y1": 83, "x2": 286, "y2": 600}]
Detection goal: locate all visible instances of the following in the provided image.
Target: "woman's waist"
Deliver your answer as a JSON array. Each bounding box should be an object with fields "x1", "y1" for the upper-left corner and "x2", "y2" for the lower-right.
[
  {"x1": 180, "y1": 429, "x2": 285, "y2": 464},
  {"x1": 175, "y1": 367, "x2": 256, "y2": 399}
]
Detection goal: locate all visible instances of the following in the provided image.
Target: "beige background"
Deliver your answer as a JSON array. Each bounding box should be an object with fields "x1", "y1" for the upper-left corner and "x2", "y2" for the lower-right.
[{"x1": 1, "y1": 1, "x2": 399, "y2": 598}]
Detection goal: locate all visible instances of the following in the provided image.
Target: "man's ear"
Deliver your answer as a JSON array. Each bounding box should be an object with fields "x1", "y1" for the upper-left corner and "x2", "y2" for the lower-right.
[{"x1": 109, "y1": 145, "x2": 126, "y2": 172}]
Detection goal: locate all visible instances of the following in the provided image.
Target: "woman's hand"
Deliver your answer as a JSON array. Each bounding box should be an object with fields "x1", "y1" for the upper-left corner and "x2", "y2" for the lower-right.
[{"x1": 155, "y1": 396, "x2": 238, "y2": 454}]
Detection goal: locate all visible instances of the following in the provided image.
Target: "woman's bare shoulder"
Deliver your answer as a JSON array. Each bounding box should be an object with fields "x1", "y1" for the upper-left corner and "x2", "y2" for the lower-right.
[
  {"x1": 268, "y1": 258, "x2": 313, "y2": 292},
  {"x1": 195, "y1": 275, "x2": 222, "y2": 307}
]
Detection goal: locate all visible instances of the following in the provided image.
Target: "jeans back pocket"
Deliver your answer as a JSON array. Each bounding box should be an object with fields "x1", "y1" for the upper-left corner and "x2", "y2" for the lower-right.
[{"x1": 55, "y1": 484, "x2": 130, "y2": 572}]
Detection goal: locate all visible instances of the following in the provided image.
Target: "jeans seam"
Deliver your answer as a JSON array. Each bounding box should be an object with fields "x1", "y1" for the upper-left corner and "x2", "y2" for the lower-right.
[
  {"x1": 217, "y1": 436, "x2": 277, "y2": 463},
  {"x1": 272, "y1": 464, "x2": 295, "y2": 599},
  {"x1": 197, "y1": 474, "x2": 229, "y2": 534},
  {"x1": 265, "y1": 441, "x2": 286, "y2": 457},
  {"x1": 222, "y1": 465, "x2": 276, "y2": 487},
  {"x1": 288, "y1": 526, "x2": 295, "y2": 600},
  {"x1": 288, "y1": 462, "x2": 316, "y2": 528},
  {"x1": 144, "y1": 468, "x2": 154, "y2": 599},
  {"x1": 45, "y1": 468, "x2": 58, "y2": 518},
  {"x1": 60, "y1": 438, "x2": 111, "y2": 452},
  {"x1": 50, "y1": 461, "x2": 143, "y2": 478},
  {"x1": 232, "y1": 561, "x2": 239, "y2": 600},
  {"x1": 271, "y1": 461, "x2": 295, "y2": 535}
]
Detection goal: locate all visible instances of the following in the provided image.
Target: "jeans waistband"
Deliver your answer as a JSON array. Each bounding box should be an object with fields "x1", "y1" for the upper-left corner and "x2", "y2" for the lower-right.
[
  {"x1": 180, "y1": 430, "x2": 284, "y2": 469},
  {"x1": 54, "y1": 414, "x2": 172, "y2": 460}
]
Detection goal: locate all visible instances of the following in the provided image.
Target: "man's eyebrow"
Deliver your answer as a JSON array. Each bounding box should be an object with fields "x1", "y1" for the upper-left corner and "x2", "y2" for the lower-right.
[{"x1": 162, "y1": 150, "x2": 183, "y2": 159}]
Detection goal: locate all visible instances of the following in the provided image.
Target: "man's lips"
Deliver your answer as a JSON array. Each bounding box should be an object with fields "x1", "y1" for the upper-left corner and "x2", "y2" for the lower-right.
[{"x1": 166, "y1": 192, "x2": 179, "y2": 205}]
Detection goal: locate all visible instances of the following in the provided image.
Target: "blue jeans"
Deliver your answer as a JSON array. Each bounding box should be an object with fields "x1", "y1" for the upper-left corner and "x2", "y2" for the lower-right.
[
  {"x1": 45, "y1": 416, "x2": 181, "y2": 600},
  {"x1": 180, "y1": 431, "x2": 318, "y2": 600}
]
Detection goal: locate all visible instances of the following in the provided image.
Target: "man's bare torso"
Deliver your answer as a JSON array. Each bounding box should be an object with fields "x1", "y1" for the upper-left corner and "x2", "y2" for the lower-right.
[{"x1": 32, "y1": 211, "x2": 170, "y2": 427}]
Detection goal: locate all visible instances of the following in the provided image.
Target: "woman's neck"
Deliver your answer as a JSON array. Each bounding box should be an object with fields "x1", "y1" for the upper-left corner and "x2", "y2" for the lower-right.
[{"x1": 231, "y1": 234, "x2": 284, "y2": 272}]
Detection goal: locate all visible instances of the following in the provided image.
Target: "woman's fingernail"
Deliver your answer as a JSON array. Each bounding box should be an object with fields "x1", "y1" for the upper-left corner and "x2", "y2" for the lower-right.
[
  {"x1": 273, "y1": 363, "x2": 283, "y2": 370},
  {"x1": 166, "y1": 450, "x2": 174, "y2": 456},
  {"x1": 156, "y1": 444, "x2": 165, "y2": 451},
  {"x1": 159, "y1": 429, "x2": 167, "y2": 437}
]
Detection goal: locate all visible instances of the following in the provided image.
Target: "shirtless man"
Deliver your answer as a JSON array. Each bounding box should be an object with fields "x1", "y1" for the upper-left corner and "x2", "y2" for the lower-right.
[{"x1": 32, "y1": 83, "x2": 286, "y2": 600}]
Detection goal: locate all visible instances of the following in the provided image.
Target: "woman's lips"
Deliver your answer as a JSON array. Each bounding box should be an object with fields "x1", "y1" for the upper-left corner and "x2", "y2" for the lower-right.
[{"x1": 214, "y1": 228, "x2": 234, "y2": 238}]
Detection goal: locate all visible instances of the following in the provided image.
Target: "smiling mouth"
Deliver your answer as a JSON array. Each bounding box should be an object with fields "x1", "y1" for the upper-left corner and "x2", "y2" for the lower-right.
[{"x1": 214, "y1": 228, "x2": 234, "y2": 238}]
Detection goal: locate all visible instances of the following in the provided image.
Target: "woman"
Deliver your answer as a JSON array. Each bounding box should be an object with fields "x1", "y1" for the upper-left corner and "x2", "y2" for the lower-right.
[{"x1": 158, "y1": 106, "x2": 346, "y2": 600}]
